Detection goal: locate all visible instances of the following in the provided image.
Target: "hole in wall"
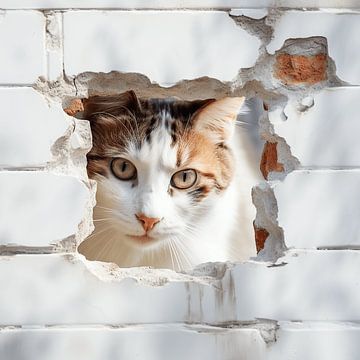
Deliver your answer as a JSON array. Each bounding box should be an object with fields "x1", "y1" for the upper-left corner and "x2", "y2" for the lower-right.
[{"x1": 64, "y1": 91, "x2": 265, "y2": 272}]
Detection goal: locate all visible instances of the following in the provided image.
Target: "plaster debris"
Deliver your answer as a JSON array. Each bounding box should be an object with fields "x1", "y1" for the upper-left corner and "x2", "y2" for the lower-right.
[{"x1": 252, "y1": 183, "x2": 286, "y2": 261}]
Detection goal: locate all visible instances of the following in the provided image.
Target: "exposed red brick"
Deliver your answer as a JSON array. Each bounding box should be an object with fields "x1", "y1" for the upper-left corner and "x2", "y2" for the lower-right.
[
  {"x1": 253, "y1": 222, "x2": 269, "y2": 253},
  {"x1": 260, "y1": 141, "x2": 284, "y2": 180},
  {"x1": 274, "y1": 53, "x2": 327, "y2": 85},
  {"x1": 64, "y1": 99, "x2": 84, "y2": 117}
]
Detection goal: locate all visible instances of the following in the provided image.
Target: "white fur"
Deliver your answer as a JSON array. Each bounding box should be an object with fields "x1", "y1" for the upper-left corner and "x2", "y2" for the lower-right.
[{"x1": 80, "y1": 113, "x2": 262, "y2": 270}]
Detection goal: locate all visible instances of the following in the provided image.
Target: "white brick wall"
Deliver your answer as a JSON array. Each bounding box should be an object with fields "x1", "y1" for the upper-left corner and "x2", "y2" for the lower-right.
[
  {"x1": 0, "y1": 88, "x2": 71, "y2": 167},
  {"x1": 274, "y1": 170, "x2": 360, "y2": 249},
  {"x1": 0, "y1": 172, "x2": 89, "y2": 247},
  {"x1": 63, "y1": 11, "x2": 260, "y2": 86},
  {"x1": 1, "y1": 2, "x2": 360, "y2": 359},
  {"x1": 267, "y1": 11, "x2": 360, "y2": 84},
  {"x1": 269, "y1": 88, "x2": 360, "y2": 167},
  {"x1": 0, "y1": 11, "x2": 45, "y2": 84}
]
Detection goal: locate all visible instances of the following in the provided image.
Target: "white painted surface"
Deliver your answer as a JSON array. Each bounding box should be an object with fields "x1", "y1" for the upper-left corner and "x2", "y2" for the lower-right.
[
  {"x1": 0, "y1": 88, "x2": 72, "y2": 167},
  {"x1": 2, "y1": 322, "x2": 360, "y2": 360},
  {"x1": 268, "y1": 322, "x2": 360, "y2": 360},
  {"x1": 269, "y1": 88, "x2": 360, "y2": 167},
  {"x1": 46, "y1": 12, "x2": 63, "y2": 81},
  {"x1": 274, "y1": 170, "x2": 360, "y2": 248},
  {"x1": 0, "y1": 325, "x2": 266, "y2": 360},
  {"x1": 267, "y1": 11, "x2": 360, "y2": 84},
  {"x1": 0, "y1": 11, "x2": 45, "y2": 84},
  {"x1": 63, "y1": 11, "x2": 260, "y2": 86},
  {"x1": 0, "y1": 172, "x2": 89, "y2": 247},
  {"x1": 0, "y1": 251, "x2": 359, "y2": 324},
  {"x1": 229, "y1": 9, "x2": 268, "y2": 19},
  {"x1": 0, "y1": 6, "x2": 359, "y2": 358},
  {"x1": 0, "y1": 0, "x2": 359, "y2": 9}
]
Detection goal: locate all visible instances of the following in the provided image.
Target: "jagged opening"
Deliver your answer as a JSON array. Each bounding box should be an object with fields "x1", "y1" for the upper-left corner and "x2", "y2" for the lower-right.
[{"x1": 62, "y1": 88, "x2": 266, "y2": 272}]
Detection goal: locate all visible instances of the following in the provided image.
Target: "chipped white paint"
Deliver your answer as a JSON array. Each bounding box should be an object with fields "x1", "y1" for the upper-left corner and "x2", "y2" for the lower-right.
[
  {"x1": 267, "y1": 11, "x2": 360, "y2": 84},
  {"x1": 63, "y1": 11, "x2": 260, "y2": 86},
  {"x1": 0, "y1": 4, "x2": 360, "y2": 359},
  {"x1": 45, "y1": 11, "x2": 63, "y2": 81}
]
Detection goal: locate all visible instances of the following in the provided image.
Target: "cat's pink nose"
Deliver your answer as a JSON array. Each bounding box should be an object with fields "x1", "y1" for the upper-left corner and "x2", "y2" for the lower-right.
[{"x1": 135, "y1": 213, "x2": 161, "y2": 232}]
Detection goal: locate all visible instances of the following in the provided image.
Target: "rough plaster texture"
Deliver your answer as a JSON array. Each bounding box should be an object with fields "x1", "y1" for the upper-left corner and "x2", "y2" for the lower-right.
[
  {"x1": 267, "y1": 11, "x2": 360, "y2": 84},
  {"x1": 1, "y1": 4, "x2": 360, "y2": 359}
]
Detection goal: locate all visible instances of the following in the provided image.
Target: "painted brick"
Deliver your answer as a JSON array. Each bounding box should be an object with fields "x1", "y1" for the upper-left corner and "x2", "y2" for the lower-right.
[
  {"x1": 0, "y1": 172, "x2": 89, "y2": 247},
  {"x1": 267, "y1": 11, "x2": 360, "y2": 84},
  {"x1": 269, "y1": 88, "x2": 360, "y2": 167},
  {"x1": 1, "y1": 251, "x2": 359, "y2": 325},
  {"x1": 232, "y1": 250, "x2": 360, "y2": 320},
  {"x1": 0, "y1": 11, "x2": 45, "y2": 84},
  {"x1": 0, "y1": 325, "x2": 265, "y2": 360},
  {"x1": 267, "y1": 322, "x2": 360, "y2": 360},
  {"x1": 0, "y1": 88, "x2": 72, "y2": 167},
  {"x1": 273, "y1": 170, "x2": 360, "y2": 248},
  {"x1": 63, "y1": 11, "x2": 260, "y2": 86}
]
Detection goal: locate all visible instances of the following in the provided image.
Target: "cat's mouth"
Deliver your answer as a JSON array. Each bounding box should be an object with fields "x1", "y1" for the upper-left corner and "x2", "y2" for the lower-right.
[{"x1": 126, "y1": 234, "x2": 156, "y2": 244}]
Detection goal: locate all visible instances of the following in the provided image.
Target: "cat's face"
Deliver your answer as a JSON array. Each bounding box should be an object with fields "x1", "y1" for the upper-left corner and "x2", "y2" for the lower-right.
[{"x1": 85, "y1": 91, "x2": 244, "y2": 250}]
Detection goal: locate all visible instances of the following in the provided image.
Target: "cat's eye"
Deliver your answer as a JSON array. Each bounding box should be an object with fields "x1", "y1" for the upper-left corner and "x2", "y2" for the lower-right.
[
  {"x1": 171, "y1": 169, "x2": 197, "y2": 189},
  {"x1": 111, "y1": 158, "x2": 137, "y2": 180}
]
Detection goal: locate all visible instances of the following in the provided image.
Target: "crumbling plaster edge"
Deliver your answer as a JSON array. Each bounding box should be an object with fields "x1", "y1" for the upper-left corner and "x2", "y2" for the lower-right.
[{"x1": 17, "y1": 8, "x2": 351, "y2": 278}]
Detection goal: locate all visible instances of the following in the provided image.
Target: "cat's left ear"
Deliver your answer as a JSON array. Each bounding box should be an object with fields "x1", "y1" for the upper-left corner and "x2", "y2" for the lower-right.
[{"x1": 192, "y1": 97, "x2": 245, "y2": 143}]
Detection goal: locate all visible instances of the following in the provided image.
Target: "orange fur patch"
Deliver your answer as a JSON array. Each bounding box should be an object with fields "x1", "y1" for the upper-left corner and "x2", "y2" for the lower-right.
[{"x1": 178, "y1": 131, "x2": 234, "y2": 194}]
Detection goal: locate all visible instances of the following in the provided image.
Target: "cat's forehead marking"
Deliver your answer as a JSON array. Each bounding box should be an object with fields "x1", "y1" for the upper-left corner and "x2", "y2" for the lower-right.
[{"x1": 129, "y1": 123, "x2": 178, "y2": 169}]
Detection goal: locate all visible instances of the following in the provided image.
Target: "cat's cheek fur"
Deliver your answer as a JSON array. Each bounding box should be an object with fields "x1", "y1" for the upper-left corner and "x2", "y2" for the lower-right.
[{"x1": 96, "y1": 173, "x2": 191, "y2": 244}]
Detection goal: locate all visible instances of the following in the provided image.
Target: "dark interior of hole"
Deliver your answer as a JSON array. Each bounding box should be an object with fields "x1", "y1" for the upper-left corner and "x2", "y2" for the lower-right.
[{"x1": 65, "y1": 92, "x2": 265, "y2": 271}]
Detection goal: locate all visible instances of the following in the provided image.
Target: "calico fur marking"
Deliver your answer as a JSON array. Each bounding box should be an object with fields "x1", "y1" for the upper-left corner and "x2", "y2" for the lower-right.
[{"x1": 81, "y1": 91, "x2": 249, "y2": 270}]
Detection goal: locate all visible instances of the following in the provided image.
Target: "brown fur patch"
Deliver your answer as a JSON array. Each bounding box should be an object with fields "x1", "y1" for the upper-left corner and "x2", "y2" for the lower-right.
[
  {"x1": 87, "y1": 157, "x2": 111, "y2": 178},
  {"x1": 84, "y1": 92, "x2": 236, "y2": 198}
]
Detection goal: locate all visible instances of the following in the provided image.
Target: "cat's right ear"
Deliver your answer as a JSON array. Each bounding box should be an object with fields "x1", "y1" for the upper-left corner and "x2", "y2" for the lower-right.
[
  {"x1": 82, "y1": 90, "x2": 142, "y2": 120},
  {"x1": 192, "y1": 97, "x2": 245, "y2": 143}
]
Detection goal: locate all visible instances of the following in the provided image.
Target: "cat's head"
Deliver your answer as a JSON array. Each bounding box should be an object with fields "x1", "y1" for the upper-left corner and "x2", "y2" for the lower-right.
[{"x1": 84, "y1": 91, "x2": 245, "y2": 249}]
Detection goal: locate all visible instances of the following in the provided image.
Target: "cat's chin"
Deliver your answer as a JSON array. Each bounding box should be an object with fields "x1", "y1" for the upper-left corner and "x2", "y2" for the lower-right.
[{"x1": 124, "y1": 233, "x2": 165, "y2": 249}]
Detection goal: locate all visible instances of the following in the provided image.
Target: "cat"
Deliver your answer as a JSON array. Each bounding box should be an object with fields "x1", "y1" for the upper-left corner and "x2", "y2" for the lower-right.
[{"x1": 78, "y1": 91, "x2": 262, "y2": 271}]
